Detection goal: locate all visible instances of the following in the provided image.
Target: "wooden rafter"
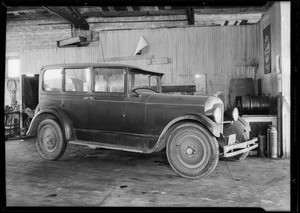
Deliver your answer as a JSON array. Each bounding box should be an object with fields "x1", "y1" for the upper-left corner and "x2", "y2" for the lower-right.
[
  {"x1": 81, "y1": 10, "x2": 186, "y2": 18},
  {"x1": 44, "y1": 6, "x2": 89, "y2": 30},
  {"x1": 186, "y1": 7, "x2": 194, "y2": 25}
]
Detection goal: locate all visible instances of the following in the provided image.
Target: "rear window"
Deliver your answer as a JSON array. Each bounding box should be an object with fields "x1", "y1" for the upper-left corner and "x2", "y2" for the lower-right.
[{"x1": 43, "y1": 69, "x2": 62, "y2": 91}]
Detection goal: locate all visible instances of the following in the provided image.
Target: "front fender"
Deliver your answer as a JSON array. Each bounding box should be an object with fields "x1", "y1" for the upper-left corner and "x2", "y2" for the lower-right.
[
  {"x1": 26, "y1": 107, "x2": 76, "y2": 141},
  {"x1": 238, "y1": 116, "x2": 251, "y2": 131},
  {"x1": 222, "y1": 116, "x2": 250, "y2": 145},
  {"x1": 152, "y1": 113, "x2": 220, "y2": 152}
]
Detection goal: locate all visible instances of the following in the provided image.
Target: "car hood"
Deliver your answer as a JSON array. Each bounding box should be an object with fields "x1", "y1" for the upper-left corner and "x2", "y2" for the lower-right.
[{"x1": 145, "y1": 92, "x2": 211, "y2": 107}]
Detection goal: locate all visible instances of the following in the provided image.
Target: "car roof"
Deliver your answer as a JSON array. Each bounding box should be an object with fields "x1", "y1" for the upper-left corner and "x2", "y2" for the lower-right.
[{"x1": 41, "y1": 63, "x2": 164, "y2": 76}]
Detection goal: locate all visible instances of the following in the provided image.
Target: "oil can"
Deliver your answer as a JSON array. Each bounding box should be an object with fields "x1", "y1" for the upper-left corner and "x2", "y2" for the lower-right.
[{"x1": 258, "y1": 133, "x2": 266, "y2": 157}]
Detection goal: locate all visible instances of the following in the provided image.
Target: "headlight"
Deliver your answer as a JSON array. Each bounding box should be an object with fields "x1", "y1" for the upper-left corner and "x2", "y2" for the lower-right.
[
  {"x1": 213, "y1": 107, "x2": 222, "y2": 123},
  {"x1": 232, "y1": 107, "x2": 239, "y2": 121}
]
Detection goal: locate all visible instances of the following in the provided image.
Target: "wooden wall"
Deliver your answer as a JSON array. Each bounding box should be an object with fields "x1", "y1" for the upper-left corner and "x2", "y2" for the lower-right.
[
  {"x1": 256, "y1": 2, "x2": 290, "y2": 157},
  {"x1": 256, "y1": 2, "x2": 281, "y2": 98},
  {"x1": 280, "y1": 2, "x2": 291, "y2": 158},
  {"x1": 20, "y1": 24, "x2": 260, "y2": 109},
  {"x1": 20, "y1": 46, "x2": 103, "y2": 75}
]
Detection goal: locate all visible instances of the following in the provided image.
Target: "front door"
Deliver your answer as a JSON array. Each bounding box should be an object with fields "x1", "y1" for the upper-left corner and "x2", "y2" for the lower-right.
[{"x1": 89, "y1": 67, "x2": 126, "y2": 143}]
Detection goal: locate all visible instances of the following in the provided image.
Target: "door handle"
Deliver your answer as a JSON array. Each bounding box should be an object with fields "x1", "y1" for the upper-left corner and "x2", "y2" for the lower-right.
[{"x1": 83, "y1": 96, "x2": 95, "y2": 100}]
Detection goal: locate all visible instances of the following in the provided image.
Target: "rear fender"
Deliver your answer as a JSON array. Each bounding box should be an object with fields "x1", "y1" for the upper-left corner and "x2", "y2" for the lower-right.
[
  {"x1": 153, "y1": 113, "x2": 220, "y2": 152},
  {"x1": 26, "y1": 107, "x2": 76, "y2": 141}
]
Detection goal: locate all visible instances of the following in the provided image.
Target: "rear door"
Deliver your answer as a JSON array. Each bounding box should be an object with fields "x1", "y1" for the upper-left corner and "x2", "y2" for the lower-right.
[
  {"x1": 39, "y1": 68, "x2": 63, "y2": 110},
  {"x1": 61, "y1": 67, "x2": 92, "y2": 140}
]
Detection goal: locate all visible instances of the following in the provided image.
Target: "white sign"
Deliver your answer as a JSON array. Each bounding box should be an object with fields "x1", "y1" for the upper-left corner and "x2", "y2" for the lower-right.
[{"x1": 228, "y1": 134, "x2": 236, "y2": 145}]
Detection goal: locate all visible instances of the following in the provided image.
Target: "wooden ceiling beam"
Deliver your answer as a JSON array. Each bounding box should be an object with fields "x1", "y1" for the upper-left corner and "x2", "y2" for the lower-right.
[
  {"x1": 44, "y1": 6, "x2": 89, "y2": 30},
  {"x1": 81, "y1": 10, "x2": 186, "y2": 18},
  {"x1": 186, "y1": 7, "x2": 194, "y2": 25},
  {"x1": 6, "y1": 6, "x2": 44, "y2": 12},
  {"x1": 194, "y1": 6, "x2": 268, "y2": 14}
]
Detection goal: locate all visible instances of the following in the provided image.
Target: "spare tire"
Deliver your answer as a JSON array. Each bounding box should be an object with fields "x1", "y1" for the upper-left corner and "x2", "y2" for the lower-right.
[{"x1": 222, "y1": 118, "x2": 250, "y2": 161}]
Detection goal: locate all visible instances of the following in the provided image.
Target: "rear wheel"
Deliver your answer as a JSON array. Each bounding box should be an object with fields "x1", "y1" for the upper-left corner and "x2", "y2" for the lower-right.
[
  {"x1": 166, "y1": 122, "x2": 219, "y2": 179},
  {"x1": 36, "y1": 119, "x2": 67, "y2": 160}
]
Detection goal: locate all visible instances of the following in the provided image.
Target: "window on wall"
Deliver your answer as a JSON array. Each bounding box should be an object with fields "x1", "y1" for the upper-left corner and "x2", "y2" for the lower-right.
[{"x1": 7, "y1": 57, "x2": 20, "y2": 78}]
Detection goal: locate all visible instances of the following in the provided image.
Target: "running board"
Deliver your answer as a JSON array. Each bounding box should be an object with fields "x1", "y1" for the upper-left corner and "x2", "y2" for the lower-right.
[{"x1": 68, "y1": 140, "x2": 148, "y2": 153}]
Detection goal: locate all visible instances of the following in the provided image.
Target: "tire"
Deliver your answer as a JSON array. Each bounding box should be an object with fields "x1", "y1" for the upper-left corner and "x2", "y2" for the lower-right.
[
  {"x1": 226, "y1": 131, "x2": 249, "y2": 161},
  {"x1": 224, "y1": 120, "x2": 250, "y2": 161},
  {"x1": 36, "y1": 119, "x2": 67, "y2": 160},
  {"x1": 166, "y1": 122, "x2": 219, "y2": 179}
]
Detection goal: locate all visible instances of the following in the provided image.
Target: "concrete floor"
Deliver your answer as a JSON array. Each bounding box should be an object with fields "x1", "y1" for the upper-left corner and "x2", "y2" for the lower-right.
[{"x1": 5, "y1": 139, "x2": 290, "y2": 210}]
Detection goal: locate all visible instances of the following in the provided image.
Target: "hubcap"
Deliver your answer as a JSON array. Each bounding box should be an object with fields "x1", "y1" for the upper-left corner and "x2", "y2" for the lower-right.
[
  {"x1": 173, "y1": 131, "x2": 209, "y2": 169},
  {"x1": 186, "y1": 146, "x2": 196, "y2": 156},
  {"x1": 39, "y1": 125, "x2": 58, "y2": 152}
]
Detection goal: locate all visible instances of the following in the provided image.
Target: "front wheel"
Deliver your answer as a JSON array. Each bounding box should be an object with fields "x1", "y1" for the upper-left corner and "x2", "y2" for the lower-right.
[
  {"x1": 36, "y1": 119, "x2": 67, "y2": 160},
  {"x1": 166, "y1": 122, "x2": 219, "y2": 179}
]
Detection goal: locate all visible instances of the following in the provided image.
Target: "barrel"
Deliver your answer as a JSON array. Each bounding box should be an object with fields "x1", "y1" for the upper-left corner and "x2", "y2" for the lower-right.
[
  {"x1": 237, "y1": 96, "x2": 270, "y2": 115},
  {"x1": 229, "y1": 78, "x2": 255, "y2": 108}
]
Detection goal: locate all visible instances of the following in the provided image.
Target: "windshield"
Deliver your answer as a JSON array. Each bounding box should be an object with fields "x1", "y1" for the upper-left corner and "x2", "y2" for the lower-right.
[{"x1": 129, "y1": 71, "x2": 160, "y2": 92}]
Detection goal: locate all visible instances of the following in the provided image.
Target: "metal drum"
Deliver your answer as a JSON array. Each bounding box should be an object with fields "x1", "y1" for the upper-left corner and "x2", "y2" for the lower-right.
[
  {"x1": 238, "y1": 96, "x2": 270, "y2": 115},
  {"x1": 241, "y1": 96, "x2": 251, "y2": 114}
]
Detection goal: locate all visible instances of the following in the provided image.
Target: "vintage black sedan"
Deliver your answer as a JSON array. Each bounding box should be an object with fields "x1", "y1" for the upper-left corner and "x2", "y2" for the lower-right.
[{"x1": 27, "y1": 63, "x2": 258, "y2": 179}]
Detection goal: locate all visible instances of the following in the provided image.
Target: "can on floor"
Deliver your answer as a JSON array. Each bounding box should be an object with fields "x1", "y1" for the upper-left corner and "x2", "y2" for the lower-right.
[
  {"x1": 258, "y1": 133, "x2": 266, "y2": 157},
  {"x1": 269, "y1": 126, "x2": 278, "y2": 159}
]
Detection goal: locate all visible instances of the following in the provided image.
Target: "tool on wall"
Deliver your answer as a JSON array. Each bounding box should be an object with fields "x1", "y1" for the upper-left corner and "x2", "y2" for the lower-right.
[
  {"x1": 5, "y1": 79, "x2": 21, "y2": 139},
  {"x1": 7, "y1": 79, "x2": 18, "y2": 109}
]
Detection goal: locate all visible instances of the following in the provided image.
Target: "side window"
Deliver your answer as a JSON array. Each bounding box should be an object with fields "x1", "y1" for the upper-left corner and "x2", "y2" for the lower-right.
[
  {"x1": 94, "y1": 68, "x2": 125, "y2": 93},
  {"x1": 65, "y1": 68, "x2": 91, "y2": 92},
  {"x1": 43, "y1": 69, "x2": 62, "y2": 91}
]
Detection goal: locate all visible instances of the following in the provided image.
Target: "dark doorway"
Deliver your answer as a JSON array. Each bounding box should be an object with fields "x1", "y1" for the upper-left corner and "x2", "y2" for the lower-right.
[
  {"x1": 21, "y1": 74, "x2": 39, "y2": 130},
  {"x1": 22, "y1": 74, "x2": 39, "y2": 110}
]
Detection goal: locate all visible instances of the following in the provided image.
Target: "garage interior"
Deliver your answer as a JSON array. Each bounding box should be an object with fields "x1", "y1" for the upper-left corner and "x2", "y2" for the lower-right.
[{"x1": 2, "y1": 1, "x2": 293, "y2": 210}]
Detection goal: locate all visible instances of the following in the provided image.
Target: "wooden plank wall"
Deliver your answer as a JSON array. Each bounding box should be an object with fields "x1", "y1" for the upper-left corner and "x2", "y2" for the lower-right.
[
  {"x1": 99, "y1": 25, "x2": 260, "y2": 108},
  {"x1": 256, "y1": 2, "x2": 281, "y2": 98},
  {"x1": 255, "y1": 1, "x2": 290, "y2": 157},
  {"x1": 20, "y1": 24, "x2": 260, "y2": 109},
  {"x1": 19, "y1": 46, "x2": 103, "y2": 75}
]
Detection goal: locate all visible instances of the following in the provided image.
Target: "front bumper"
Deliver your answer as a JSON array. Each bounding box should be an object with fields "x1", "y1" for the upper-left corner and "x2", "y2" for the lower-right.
[{"x1": 223, "y1": 138, "x2": 258, "y2": 157}]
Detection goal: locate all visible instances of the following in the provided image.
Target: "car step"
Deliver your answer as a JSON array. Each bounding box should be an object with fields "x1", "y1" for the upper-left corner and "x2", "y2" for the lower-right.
[{"x1": 68, "y1": 140, "x2": 148, "y2": 153}]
